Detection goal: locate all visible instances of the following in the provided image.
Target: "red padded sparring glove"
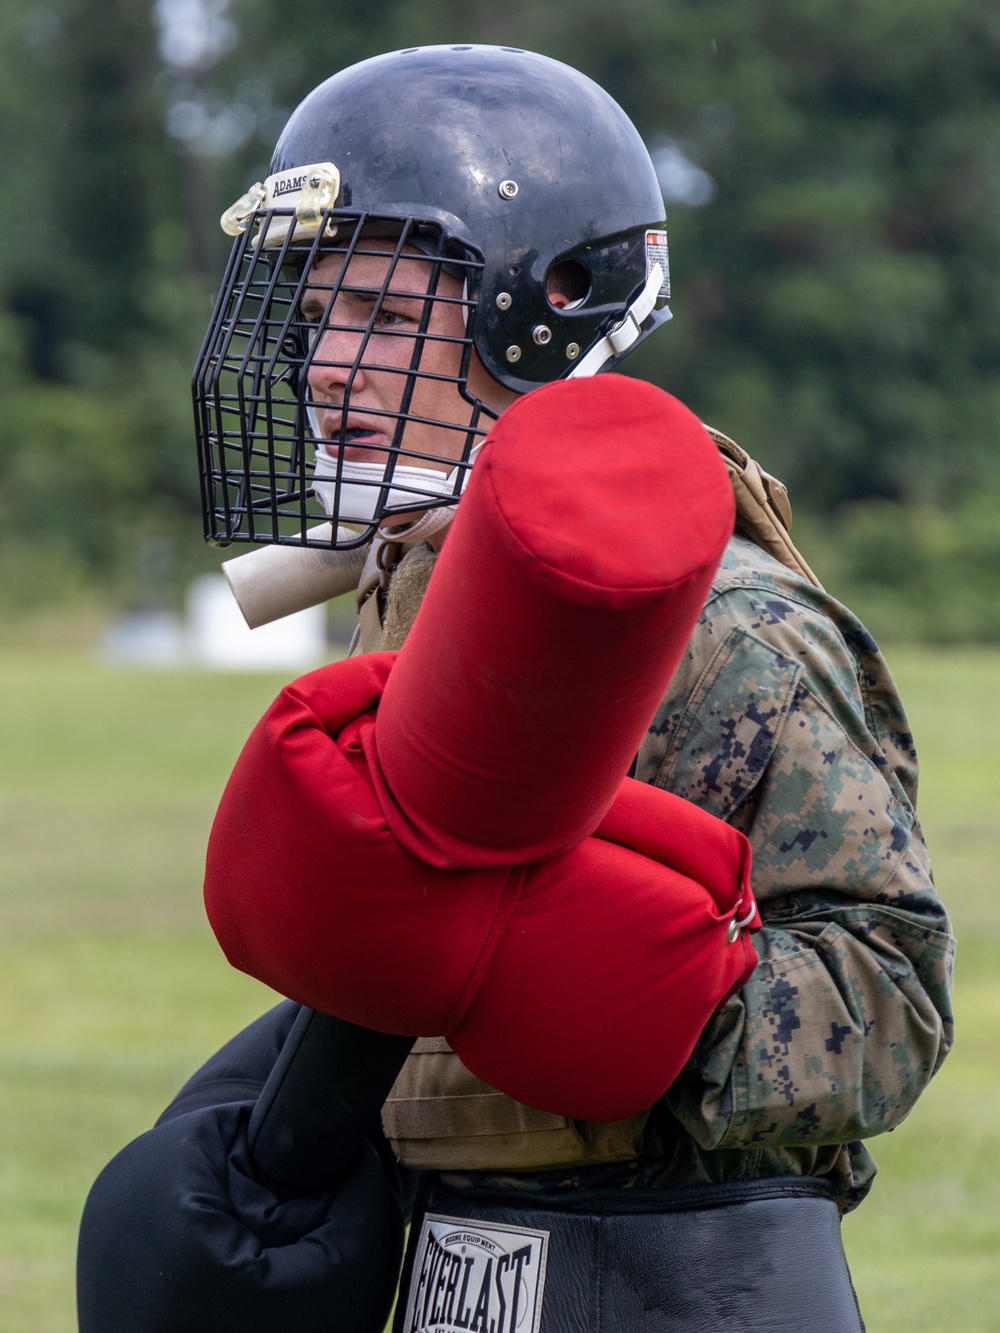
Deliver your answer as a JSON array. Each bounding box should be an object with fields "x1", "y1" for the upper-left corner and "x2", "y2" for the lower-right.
[{"x1": 205, "y1": 376, "x2": 761, "y2": 1121}]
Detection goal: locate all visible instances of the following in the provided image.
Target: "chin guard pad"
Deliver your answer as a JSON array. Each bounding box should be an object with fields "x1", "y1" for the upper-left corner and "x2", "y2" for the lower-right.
[{"x1": 205, "y1": 376, "x2": 760, "y2": 1122}]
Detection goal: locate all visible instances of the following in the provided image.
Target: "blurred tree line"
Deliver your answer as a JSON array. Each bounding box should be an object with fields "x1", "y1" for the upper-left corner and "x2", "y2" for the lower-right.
[{"x1": 1, "y1": 0, "x2": 998, "y2": 638}]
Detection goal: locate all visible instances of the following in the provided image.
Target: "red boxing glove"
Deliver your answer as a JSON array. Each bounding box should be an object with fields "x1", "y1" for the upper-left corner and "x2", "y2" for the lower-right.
[
  {"x1": 374, "y1": 375, "x2": 738, "y2": 865},
  {"x1": 205, "y1": 377, "x2": 760, "y2": 1121}
]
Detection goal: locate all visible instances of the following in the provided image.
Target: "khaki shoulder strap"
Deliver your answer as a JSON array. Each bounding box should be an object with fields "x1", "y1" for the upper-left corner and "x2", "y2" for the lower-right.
[
  {"x1": 353, "y1": 537, "x2": 438, "y2": 655},
  {"x1": 706, "y1": 427, "x2": 824, "y2": 590}
]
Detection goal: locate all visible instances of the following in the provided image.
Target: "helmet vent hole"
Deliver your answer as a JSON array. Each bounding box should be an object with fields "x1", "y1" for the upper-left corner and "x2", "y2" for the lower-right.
[{"x1": 545, "y1": 260, "x2": 591, "y2": 311}]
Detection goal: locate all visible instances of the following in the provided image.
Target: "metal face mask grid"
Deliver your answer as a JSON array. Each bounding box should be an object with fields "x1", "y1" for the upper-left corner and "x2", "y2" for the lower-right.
[{"x1": 193, "y1": 211, "x2": 489, "y2": 550}]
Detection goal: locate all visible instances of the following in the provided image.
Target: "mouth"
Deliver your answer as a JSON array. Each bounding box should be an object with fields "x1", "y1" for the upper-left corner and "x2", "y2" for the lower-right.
[{"x1": 319, "y1": 421, "x2": 389, "y2": 463}]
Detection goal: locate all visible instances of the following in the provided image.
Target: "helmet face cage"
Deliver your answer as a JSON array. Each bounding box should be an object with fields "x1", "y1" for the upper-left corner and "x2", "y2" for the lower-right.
[{"x1": 195, "y1": 209, "x2": 490, "y2": 550}]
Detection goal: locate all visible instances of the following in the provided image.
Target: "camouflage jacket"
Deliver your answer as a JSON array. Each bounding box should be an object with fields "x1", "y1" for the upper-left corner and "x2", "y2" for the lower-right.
[
  {"x1": 630, "y1": 533, "x2": 954, "y2": 1210},
  {"x1": 367, "y1": 532, "x2": 954, "y2": 1213}
]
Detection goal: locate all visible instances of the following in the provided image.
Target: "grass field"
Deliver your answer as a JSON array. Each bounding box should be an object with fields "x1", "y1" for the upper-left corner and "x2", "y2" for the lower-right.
[{"x1": 0, "y1": 639, "x2": 997, "y2": 1331}]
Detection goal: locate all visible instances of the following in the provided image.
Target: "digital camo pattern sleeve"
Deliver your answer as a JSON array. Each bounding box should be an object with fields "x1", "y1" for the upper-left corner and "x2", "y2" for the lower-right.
[{"x1": 637, "y1": 535, "x2": 954, "y2": 1198}]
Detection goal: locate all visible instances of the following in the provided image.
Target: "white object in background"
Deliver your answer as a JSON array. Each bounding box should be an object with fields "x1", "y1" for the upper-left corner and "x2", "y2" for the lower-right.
[
  {"x1": 98, "y1": 610, "x2": 187, "y2": 667},
  {"x1": 187, "y1": 573, "x2": 327, "y2": 670}
]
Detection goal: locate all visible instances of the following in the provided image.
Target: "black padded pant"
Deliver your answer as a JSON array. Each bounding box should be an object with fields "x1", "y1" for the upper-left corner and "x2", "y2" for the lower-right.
[{"x1": 398, "y1": 1175, "x2": 866, "y2": 1333}]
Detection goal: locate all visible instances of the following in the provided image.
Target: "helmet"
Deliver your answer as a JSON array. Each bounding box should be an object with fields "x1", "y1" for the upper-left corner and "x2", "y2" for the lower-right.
[{"x1": 194, "y1": 44, "x2": 671, "y2": 549}]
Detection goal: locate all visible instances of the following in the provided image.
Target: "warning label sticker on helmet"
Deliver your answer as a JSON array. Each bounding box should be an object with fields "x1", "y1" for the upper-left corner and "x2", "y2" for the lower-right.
[
  {"x1": 645, "y1": 230, "x2": 671, "y2": 299},
  {"x1": 402, "y1": 1213, "x2": 549, "y2": 1333}
]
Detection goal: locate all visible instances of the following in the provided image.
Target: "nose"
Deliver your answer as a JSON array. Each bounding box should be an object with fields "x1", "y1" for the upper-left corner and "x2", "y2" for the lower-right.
[{"x1": 306, "y1": 320, "x2": 368, "y2": 401}]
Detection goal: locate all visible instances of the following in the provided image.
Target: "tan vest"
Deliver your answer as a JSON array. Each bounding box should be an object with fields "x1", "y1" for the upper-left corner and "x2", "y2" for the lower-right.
[
  {"x1": 382, "y1": 1038, "x2": 650, "y2": 1170},
  {"x1": 360, "y1": 431, "x2": 820, "y2": 1172}
]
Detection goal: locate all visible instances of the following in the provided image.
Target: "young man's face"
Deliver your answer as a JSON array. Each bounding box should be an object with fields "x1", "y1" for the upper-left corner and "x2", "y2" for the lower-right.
[{"x1": 301, "y1": 239, "x2": 515, "y2": 477}]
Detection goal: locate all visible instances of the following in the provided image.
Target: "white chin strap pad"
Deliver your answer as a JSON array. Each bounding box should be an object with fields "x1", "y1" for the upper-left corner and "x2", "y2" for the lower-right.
[
  {"x1": 312, "y1": 453, "x2": 454, "y2": 524},
  {"x1": 311, "y1": 437, "x2": 483, "y2": 543}
]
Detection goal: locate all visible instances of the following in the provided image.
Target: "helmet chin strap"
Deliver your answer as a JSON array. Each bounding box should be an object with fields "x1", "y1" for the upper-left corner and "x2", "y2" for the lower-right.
[
  {"x1": 567, "y1": 263, "x2": 669, "y2": 379},
  {"x1": 377, "y1": 499, "x2": 456, "y2": 543}
]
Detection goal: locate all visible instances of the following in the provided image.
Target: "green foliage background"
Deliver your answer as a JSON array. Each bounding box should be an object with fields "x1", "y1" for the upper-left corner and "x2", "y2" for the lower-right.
[{"x1": 1, "y1": 0, "x2": 999, "y2": 636}]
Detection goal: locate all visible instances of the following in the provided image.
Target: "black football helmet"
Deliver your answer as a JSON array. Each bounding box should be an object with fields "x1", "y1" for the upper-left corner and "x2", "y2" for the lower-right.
[{"x1": 193, "y1": 44, "x2": 671, "y2": 549}]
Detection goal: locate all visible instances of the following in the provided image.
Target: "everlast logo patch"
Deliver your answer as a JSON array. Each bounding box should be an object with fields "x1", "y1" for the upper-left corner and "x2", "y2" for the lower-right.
[{"x1": 403, "y1": 1214, "x2": 548, "y2": 1333}]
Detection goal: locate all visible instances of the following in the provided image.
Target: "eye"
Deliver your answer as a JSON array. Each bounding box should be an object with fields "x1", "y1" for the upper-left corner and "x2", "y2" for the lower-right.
[
  {"x1": 299, "y1": 293, "x2": 326, "y2": 324},
  {"x1": 374, "y1": 306, "x2": 409, "y2": 328}
]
